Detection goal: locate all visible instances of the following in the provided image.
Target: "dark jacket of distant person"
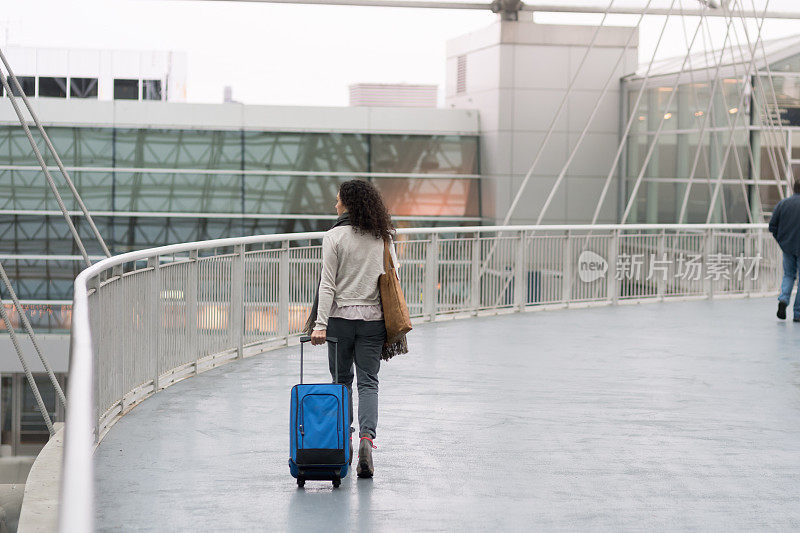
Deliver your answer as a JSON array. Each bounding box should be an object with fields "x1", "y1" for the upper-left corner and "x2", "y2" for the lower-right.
[{"x1": 769, "y1": 182, "x2": 800, "y2": 256}]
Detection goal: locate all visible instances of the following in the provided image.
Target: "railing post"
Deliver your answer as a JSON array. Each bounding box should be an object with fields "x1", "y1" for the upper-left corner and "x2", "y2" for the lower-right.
[
  {"x1": 656, "y1": 229, "x2": 666, "y2": 301},
  {"x1": 147, "y1": 256, "x2": 161, "y2": 393},
  {"x1": 562, "y1": 231, "x2": 572, "y2": 304},
  {"x1": 514, "y1": 231, "x2": 526, "y2": 311},
  {"x1": 704, "y1": 228, "x2": 714, "y2": 299},
  {"x1": 744, "y1": 231, "x2": 753, "y2": 297},
  {"x1": 755, "y1": 228, "x2": 766, "y2": 293},
  {"x1": 423, "y1": 234, "x2": 439, "y2": 321},
  {"x1": 278, "y1": 240, "x2": 290, "y2": 342},
  {"x1": 187, "y1": 250, "x2": 199, "y2": 368},
  {"x1": 230, "y1": 245, "x2": 245, "y2": 359},
  {"x1": 470, "y1": 234, "x2": 480, "y2": 315},
  {"x1": 608, "y1": 229, "x2": 619, "y2": 305}
]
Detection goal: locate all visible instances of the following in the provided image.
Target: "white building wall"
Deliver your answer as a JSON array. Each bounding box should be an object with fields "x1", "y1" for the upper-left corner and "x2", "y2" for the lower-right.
[
  {"x1": 0, "y1": 99, "x2": 479, "y2": 135},
  {"x1": 446, "y1": 21, "x2": 638, "y2": 224},
  {"x1": 2, "y1": 46, "x2": 188, "y2": 102}
]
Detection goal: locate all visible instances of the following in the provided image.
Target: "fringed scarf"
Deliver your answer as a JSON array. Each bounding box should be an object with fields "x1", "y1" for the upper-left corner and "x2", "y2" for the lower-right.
[{"x1": 303, "y1": 213, "x2": 408, "y2": 360}]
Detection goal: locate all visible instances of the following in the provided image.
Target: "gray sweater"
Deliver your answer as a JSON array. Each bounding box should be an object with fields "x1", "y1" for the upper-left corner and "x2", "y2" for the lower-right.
[{"x1": 314, "y1": 226, "x2": 399, "y2": 330}]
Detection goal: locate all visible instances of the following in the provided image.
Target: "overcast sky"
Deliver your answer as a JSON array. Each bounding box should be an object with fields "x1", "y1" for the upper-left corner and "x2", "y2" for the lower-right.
[{"x1": 2, "y1": 0, "x2": 799, "y2": 106}]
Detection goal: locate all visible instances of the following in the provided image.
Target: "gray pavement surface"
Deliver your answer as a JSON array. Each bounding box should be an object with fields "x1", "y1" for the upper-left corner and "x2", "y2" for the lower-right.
[{"x1": 95, "y1": 297, "x2": 800, "y2": 531}]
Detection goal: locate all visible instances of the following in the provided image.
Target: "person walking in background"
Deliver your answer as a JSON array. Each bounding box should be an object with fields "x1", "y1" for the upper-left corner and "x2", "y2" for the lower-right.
[
  {"x1": 769, "y1": 180, "x2": 800, "y2": 322},
  {"x1": 305, "y1": 179, "x2": 401, "y2": 478}
]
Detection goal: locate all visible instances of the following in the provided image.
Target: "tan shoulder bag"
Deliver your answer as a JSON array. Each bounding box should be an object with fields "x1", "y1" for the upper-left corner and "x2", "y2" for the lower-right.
[{"x1": 379, "y1": 238, "x2": 412, "y2": 344}]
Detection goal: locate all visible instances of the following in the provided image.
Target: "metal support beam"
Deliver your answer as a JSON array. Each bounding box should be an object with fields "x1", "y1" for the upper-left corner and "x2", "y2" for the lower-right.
[{"x1": 174, "y1": 0, "x2": 800, "y2": 19}]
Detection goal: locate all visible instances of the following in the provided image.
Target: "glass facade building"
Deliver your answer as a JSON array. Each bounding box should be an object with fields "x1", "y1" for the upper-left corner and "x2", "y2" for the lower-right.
[
  {"x1": 622, "y1": 38, "x2": 800, "y2": 224},
  {"x1": 0, "y1": 111, "x2": 480, "y2": 331}
]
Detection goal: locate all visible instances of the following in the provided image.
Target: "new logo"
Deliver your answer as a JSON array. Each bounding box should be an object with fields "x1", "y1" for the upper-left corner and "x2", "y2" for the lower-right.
[{"x1": 578, "y1": 250, "x2": 608, "y2": 283}]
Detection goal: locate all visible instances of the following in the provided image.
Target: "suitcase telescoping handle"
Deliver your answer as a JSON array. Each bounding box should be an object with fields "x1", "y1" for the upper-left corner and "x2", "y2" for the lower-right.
[{"x1": 299, "y1": 336, "x2": 338, "y2": 385}]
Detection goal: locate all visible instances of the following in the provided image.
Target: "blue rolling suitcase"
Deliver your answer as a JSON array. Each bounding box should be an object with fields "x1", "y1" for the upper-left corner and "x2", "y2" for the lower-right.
[{"x1": 289, "y1": 336, "x2": 351, "y2": 488}]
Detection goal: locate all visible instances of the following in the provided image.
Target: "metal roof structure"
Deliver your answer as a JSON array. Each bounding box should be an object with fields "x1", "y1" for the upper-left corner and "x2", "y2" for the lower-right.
[{"x1": 630, "y1": 33, "x2": 800, "y2": 79}]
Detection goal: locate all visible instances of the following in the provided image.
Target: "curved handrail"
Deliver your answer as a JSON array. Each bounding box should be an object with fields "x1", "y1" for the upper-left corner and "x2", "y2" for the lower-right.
[{"x1": 58, "y1": 223, "x2": 776, "y2": 532}]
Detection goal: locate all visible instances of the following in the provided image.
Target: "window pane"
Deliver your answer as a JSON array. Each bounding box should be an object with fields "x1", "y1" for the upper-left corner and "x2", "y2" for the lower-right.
[
  {"x1": 0, "y1": 377, "x2": 11, "y2": 447},
  {"x1": 628, "y1": 89, "x2": 647, "y2": 134},
  {"x1": 243, "y1": 132, "x2": 367, "y2": 172},
  {"x1": 111, "y1": 217, "x2": 243, "y2": 251},
  {"x1": 758, "y1": 131, "x2": 788, "y2": 181},
  {"x1": 760, "y1": 184, "x2": 784, "y2": 216},
  {"x1": 20, "y1": 376, "x2": 57, "y2": 446},
  {"x1": 626, "y1": 133, "x2": 647, "y2": 180},
  {"x1": 0, "y1": 254, "x2": 78, "y2": 304},
  {"x1": 686, "y1": 82, "x2": 711, "y2": 126},
  {"x1": 720, "y1": 184, "x2": 750, "y2": 223},
  {"x1": 371, "y1": 135, "x2": 478, "y2": 174},
  {"x1": 142, "y1": 79, "x2": 162, "y2": 101},
  {"x1": 115, "y1": 172, "x2": 241, "y2": 213},
  {"x1": 244, "y1": 175, "x2": 347, "y2": 215},
  {"x1": 114, "y1": 79, "x2": 139, "y2": 100},
  {"x1": 0, "y1": 215, "x2": 111, "y2": 257},
  {"x1": 653, "y1": 133, "x2": 677, "y2": 179},
  {"x1": 115, "y1": 129, "x2": 241, "y2": 169},
  {"x1": 655, "y1": 181, "x2": 677, "y2": 223},
  {"x1": 70, "y1": 77, "x2": 98, "y2": 98},
  {"x1": 0, "y1": 126, "x2": 46, "y2": 165},
  {"x1": 0, "y1": 169, "x2": 111, "y2": 211},
  {"x1": 687, "y1": 131, "x2": 711, "y2": 180},
  {"x1": 0, "y1": 170, "x2": 64, "y2": 210},
  {"x1": 245, "y1": 218, "x2": 332, "y2": 235},
  {"x1": 761, "y1": 75, "x2": 800, "y2": 126},
  {"x1": 683, "y1": 182, "x2": 711, "y2": 223},
  {"x1": 7, "y1": 76, "x2": 35, "y2": 97},
  {"x1": 44, "y1": 127, "x2": 113, "y2": 167},
  {"x1": 373, "y1": 177, "x2": 480, "y2": 217},
  {"x1": 38, "y1": 77, "x2": 67, "y2": 98}
]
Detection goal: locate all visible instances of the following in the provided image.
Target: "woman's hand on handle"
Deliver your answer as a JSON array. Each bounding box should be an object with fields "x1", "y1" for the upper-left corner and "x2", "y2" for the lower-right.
[{"x1": 311, "y1": 329, "x2": 327, "y2": 345}]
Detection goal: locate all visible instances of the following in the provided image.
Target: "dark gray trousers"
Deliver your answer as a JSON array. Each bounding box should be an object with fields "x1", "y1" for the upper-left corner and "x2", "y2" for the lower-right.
[{"x1": 326, "y1": 317, "x2": 386, "y2": 439}]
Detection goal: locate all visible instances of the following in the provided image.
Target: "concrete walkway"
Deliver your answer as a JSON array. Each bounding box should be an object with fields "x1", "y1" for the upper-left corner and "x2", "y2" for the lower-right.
[{"x1": 95, "y1": 297, "x2": 800, "y2": 531}]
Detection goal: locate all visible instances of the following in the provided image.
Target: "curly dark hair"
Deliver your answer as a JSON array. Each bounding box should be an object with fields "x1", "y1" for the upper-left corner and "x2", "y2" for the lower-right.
[{"x1": 338, "y1": 179, "x2": 394, "y2": 240}]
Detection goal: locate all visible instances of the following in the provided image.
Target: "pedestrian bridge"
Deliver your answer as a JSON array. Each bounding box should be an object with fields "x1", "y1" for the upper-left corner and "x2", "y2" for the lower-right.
[
  {"x1": 93, "y1": 297, "x2": 800, "y2": 531},
  {"x1": 56, "y1": 224, "x2": 800, "y2": 531}
]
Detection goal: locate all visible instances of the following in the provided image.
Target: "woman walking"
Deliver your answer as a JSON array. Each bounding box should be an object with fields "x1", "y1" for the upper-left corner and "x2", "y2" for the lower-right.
[{"x1": 308, "y1": 179, "x2": 400, "y2": 478}]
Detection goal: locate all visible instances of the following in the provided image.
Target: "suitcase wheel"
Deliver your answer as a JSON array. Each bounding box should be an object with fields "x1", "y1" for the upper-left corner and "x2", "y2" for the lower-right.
[
  {"x1": 332, "y1": 476, "x2": 341, "y2": 488},
  {"x1": 297, "y1": 477, "x2": 305, "y2": 488}
]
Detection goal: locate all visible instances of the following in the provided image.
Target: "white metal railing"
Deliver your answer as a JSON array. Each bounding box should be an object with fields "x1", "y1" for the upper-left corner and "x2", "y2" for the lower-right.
[{"x1": 59, "y1": 223, "x2": 781, "y2": 531}]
